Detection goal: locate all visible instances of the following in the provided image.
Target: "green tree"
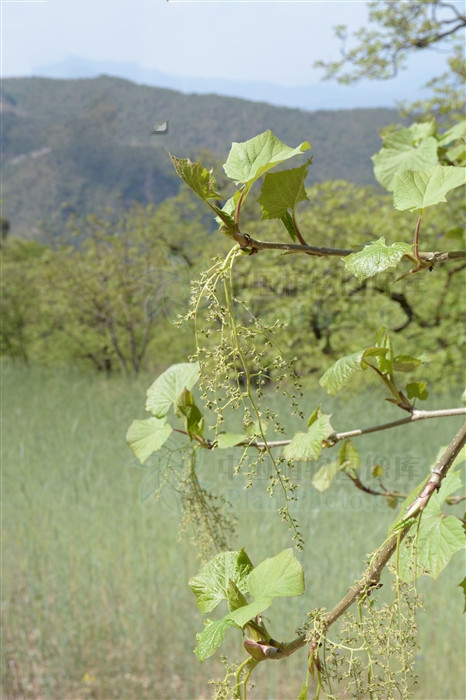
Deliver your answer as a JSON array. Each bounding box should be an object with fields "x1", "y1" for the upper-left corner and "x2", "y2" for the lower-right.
[
  {"x1": 0, "y1": 238, "x2": 49, "y2": 362},
  {"x1": 315, "y1": 0, "x2": 466, "y2": 122},
  {"x1": 42, "y1": 202, "x2": 203, "y2": 374},
  {"x1": 1, "y1": 194, "x2": 213, "y2": 373}
]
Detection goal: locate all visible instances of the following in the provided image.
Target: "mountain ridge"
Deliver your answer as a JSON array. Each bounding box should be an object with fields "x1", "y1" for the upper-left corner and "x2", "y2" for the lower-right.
[{"x1": 2, "y1": 76, "x2": 404, "y2": 239}]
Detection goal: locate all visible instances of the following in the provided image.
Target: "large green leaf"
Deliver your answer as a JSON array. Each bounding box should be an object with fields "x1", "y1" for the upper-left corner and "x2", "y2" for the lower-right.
[
  {"x1": 248, "y1": 548, "x2": 305, "y2": 599},
  {"x1": 372, "y1": 128, "x2": 438, "y2": 191},
  {"x1": 145, "y1": 362, "x2": 200, "y2": 418},
  {"x1": 344, "y1": 237, "x2": 412, "y2": 281},
  {"x1": 283, "y1": 409, "x2": 334, "y2": 462},
  {"x1": 397, "y1": 511, "x2": 465, "y2": 581},
  {"x1": 194, "y1": 618, "x2": 237, "y2": 662},
  {"x1": 257, "y1": 163, "x2": 310, "y2": 220},
  {"x1": 227, "y1": 549, "x2": 304, "y2": 628},
  {"x1": 391, "y1": 469, "x2": 465, "y2": 580},
  {"x1": 189, "y1": 549, "x2": 254, "y2": 614},
  {"x1": 319, "y1": 347, "x2": 386, "y2": 395},
  {"x1": 223, "y1": 130, "x2": 310, "y2": 187},
  {"x1": 394, "y1": 165, "x2": 466, "y2": 212},
  {"x1": 169, "y1": 154, "x2": 221, "y2": 202},
  {"x1": 126, "y1": 417, "x2": 172, "y2": 463}
]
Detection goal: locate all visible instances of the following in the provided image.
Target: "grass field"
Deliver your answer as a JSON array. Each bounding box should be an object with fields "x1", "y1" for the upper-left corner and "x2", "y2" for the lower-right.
[{"x1": 2, "y1": 362, "x2": 465, "y2": 699}]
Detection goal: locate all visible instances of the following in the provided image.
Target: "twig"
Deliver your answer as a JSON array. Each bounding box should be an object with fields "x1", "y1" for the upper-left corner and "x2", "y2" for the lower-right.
[{"x1": 243, "y1": 407, "x2": 466, "y2": 450}]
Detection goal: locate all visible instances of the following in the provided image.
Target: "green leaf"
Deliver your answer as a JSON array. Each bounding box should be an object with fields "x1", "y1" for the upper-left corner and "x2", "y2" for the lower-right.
[
  {"x1": 394, "y1": 165, "x2": 466, "y2": 212},
  {"x1": 227, "y1": 579, "x2": 248, "y2": 613},
  {"x1": 189, "y1": 549, "x2": 254, "y2": 614},
  {"x1": 215, "y1": 191, "x2": 240, "y2": 230},
  {"x1": 257, "y1": 163, "x2": 310, "y2": 220},
  {"x1": 372, "y1": 464, "x2": 383, "y2": 478},
  {"x1": 194, "y1": 618, "x2": 237, "y2": 662},
  {"x1": 223, "y1": 130, "x2": 310, "y2": 188},
  {"x1": 145, "y1": 362, "x2": 200, "y2": 418},
  {"x1": 169, "y1": 154, "x2": 221, "y2": 202},
  {"x1": 126, "y1": 418, "x2": 172, "y2": 463},
  {"x1": 397, "y1": 512, "x2": 465, "y2": 581},
  {"x1": 280, "y1": 211, "x2": 298, "y2": 241},
  {"x1": 406, "y1": 381, "x2": 429, "y2": 401},
  {"x1": 338, "y1": 438, "x2": 360, "y2": 474},
  {"x1": 344, "y1": 237, "x2": 412, "y2": 281},
  {"x1": 176, "y1": 388, "x2": 204, "y2": 439},
  {"x1": 392, "y1": 355, "x2": 423, "y2": 372},
  {"x1": 374, "y1": 327, "x2": 393, "y2": 374},
  {"x1": 445, "y1": 141, "x2": 466, "y2": 166},
  {"x1": 312, "y1": 438, "x2": 360, "y2": 491},
  {"x1": 372, "y1": 129, "x2": 438, "y2": 191},
  {"x1": 248, "y1": 548, "x2": 305, "y2": 600},
  {"x1": 244, "y1": 420, "x2": 268, "y2": 438},
  {"x1": 409, "y1": 121, "x2": 437, "y2": 142},
  {"x1": 312, "y1": 460, "x2": 342, "y2": 492},
  {"x1": 216, "y1": 432, "x2": 247, "y2": 449},
  {"x1": 283, "y1": 409, "x2": 333, "y2": 462},
  {"x1": 226, "y1": 598, "x2": 274, "y2": 629},
  {"x1": 227, "y1": 549, "x2": 305, "y2": 628},
  {"x1": 319, "y1": 347, "x2": 386, "y2": 395},
  {"x1": 388, "y1": 468, "x2": 462, "y2": 534},
  {"x1": 437, "y1": 120, "x2": 466, "y2": 146}
]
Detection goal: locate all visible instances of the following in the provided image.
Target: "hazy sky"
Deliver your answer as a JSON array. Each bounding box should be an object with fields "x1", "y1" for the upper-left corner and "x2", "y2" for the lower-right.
[{"x1": 1, "y1": 0, "x2": 458, "y2": 107}]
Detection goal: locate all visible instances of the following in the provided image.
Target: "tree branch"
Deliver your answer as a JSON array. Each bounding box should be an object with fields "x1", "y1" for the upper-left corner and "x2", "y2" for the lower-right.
[
  {"x1": 235, "y1": 231, "x2": 466, "y2": 265},
  {"x1": 254, "y1": 422, "x2": 466, "y2": 662}
]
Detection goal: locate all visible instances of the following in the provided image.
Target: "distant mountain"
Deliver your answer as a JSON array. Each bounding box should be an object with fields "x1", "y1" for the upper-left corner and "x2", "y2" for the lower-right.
[
  {"x1": 2, "y1": 76, "x2": 405, "y2": 239},
  {"x1": 34, "y1": 55, "x2": 427, "y2": 112}
]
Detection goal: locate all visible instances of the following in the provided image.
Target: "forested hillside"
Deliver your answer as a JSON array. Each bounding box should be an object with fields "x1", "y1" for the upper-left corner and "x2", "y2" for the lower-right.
[{"x1": 2, "y1": 76, "x2": 404, "y2": 238}]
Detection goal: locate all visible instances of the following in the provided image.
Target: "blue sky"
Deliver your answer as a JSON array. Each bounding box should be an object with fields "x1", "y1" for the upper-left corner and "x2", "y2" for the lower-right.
[{"x1": 1, "y1": 0, "x2": 458, "y2": 111}]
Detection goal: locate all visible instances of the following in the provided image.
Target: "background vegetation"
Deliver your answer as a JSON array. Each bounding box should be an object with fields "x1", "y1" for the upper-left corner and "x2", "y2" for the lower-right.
[{"x1": 2, "y1": 364, "x2": 465, "y2": 699}]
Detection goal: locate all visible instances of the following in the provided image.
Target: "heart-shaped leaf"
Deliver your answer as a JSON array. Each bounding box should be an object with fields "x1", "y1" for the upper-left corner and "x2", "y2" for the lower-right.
[
  {"x1": 319, "y1": 347, "x2": 387, "y2": 395},
  {"x1": 126, "y1": 418, "x2": 173, "y2": 463},
  {"x1": 283, "y1": 409, "x2": 333, "y2": 462},
  {"x1": 257, "y1": 162, "x2": 310, "y2": 221},
  {"x1": 394, "y1": 165, "x2": 466, "y2": 212},
  {"x1": 145, "y1": 362, "x2": 200, "y2": 418},
  {"x1": 223, "y1": 130, "x2": 310, "y2": 188},
  {"x1": 372, "y1": 129, "x2": 438, "y2": 191},
  {"x1": 189, "y1": 549, "x2": 254, "y2": 614}
]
